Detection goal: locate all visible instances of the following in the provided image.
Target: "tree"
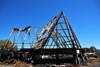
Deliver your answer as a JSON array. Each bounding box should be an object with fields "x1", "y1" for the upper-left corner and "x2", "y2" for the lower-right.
[
  {"x1": 0, "y1": 39, "x2": 18, "y2": 50},
  {"x1": 90, "y1": 46, "x2": 97, "y2": 53},
  {"x1": 13, "y1": 45, "x2": 18, "y2": 50},
  {"x1": 0, "y1": 40, "x2": 5, "y2": 50}
]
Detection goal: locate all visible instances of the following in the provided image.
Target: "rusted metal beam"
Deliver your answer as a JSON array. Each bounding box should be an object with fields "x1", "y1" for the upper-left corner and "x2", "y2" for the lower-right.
[
  {"x1": 33, "y1": 21, "x2": 52, "y2": 48},
  {"x1": 36, "y1": 22, "x2": 55, "y2": 49},
  {"x1": 35, "y1": 18, "x2": 58, "y2": 49},
  {"x1": 58, "y1": 21, "x2": 72, "y2": 48},
  {"x1": 68, "y1": 23, "x2": 81, "y2": 48},
  {"x1": 52, "y1": 33, "x2": 62, "y2": 48},
  {"x1": 44, "y1": 38, "x2": 50, "y2": 48},
  {"x1": 62, "y1": 12, "x2": 80, "y2": 49},
  {"x1": 21, "y1": 27, "x2": 31, "y2": 48},
  {"x1": 3, "y1": 28, "x2": 14, "y2": 50},
  {"x1": 59, "y1": 33, "x2": 70, "y2": 48},
  {"x1": 51, "y1": 36, "x2": 61, "y2": 48},
  {"x1": 12, "y1": 28, "x2": 22, "y2": 49},
  {"x1": 58, "y1": 34, "x2": 67, "y2": 48},
  {"x1": 40, "y1": 12, "x2": 63, "y2": 49},
  {"x1": 53, "y1": 31, "x2": 67, "y2": 48},
  {"x1": 62, "y1": 12, "x2": 77, "y2": 48},
  {"x1": 49, "y1": 40, "x2": 54, "y2": 48}
]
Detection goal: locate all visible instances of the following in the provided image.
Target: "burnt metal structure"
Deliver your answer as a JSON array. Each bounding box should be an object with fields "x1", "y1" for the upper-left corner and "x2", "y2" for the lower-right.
[
  {"x1": 0, "y1": 26, "x2": 43, "y2": 61},
  {"x1": 3, "y1": 26, "x2": 42, "y2": 50},
  {"x1": 0, "y1": 11, "x2": 85, "y2": 64}
]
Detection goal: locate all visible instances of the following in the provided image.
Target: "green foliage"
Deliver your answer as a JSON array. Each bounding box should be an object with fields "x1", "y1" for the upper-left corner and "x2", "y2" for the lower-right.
[
  {"x1": 90, "y1": 46, "x2": 97, "y2": 53},
  {"x1": 85, "y1": 46, "x2": 97, "y2": 53},
  {"x1": 0, "y1": 40, "x2": 5, "y2": 49},
  {"x1": 0, "y1": 39, "x2": 18, "y2": 50},
  {"x1": 13, "y1": 45, "x2": 18, "y2": 50}
]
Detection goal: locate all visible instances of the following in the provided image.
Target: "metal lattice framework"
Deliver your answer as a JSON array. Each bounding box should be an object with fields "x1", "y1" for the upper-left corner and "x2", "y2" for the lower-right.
[
  {"x1": 33, "y1": 11, "x2": 81, "y2": 49},
  {"x1": 3, "y1": 11, "x2": 81, "y2": 50},
  {"x1": 1, "y1": 11, "x2": 85, "y2": 65},
  {"x1": 3, "y1": 26, "x2": 43, "y2": 50}
]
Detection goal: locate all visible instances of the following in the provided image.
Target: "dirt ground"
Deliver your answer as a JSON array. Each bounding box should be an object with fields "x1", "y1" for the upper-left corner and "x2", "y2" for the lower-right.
[
  {"x1": 0, "y1": 57, "x2": 100, "y2": 67},
  {"x1": 9, "y1": 59, "x2": 33, "y2": 67},
  {"x1": 0, "y1": 64, "x2": 5, "y2": 67},
  {"x1": 0, "y1": 59, "x2": 33, "y2": 67}
]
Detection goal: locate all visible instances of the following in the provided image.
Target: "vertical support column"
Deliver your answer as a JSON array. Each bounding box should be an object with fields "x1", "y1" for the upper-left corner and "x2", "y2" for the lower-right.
[
  {"x1": 31, "y1": 27, "x2": 37, "y2": 48},
  {"x1": 36, "y1": 27, "x2": 38, "y2": 40},
  {"x1": 28, "y1": 31, "x2": 31, "y2": 48},
  {"x1": 21, "y1": 31, "x2": 24, "y2": 49}
]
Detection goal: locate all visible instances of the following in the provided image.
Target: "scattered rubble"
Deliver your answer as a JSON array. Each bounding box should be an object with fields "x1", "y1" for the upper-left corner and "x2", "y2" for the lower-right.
[{"x1": 0, "y1": 58, "x2": 100, "y2": 67}]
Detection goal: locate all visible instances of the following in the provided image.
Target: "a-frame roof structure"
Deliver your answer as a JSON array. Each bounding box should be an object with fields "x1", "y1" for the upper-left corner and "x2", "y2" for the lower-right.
[
  {"x1": 3, "y1": 11, "x2": 82, "y2": 50},
  {"x1": 33, "y1": 11, "x2": 81, "y2": 49}
]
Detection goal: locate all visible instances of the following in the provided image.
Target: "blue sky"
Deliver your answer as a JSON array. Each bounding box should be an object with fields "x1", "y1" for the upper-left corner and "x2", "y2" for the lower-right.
[{"x1": 0, "y1": 0, "x2": 100, "y2": 49}]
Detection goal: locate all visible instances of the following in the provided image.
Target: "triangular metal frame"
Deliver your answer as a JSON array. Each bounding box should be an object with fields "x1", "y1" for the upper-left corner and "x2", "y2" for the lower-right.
[{"x1": 33, "y1": 11, "x2": 81, "y2": 49}]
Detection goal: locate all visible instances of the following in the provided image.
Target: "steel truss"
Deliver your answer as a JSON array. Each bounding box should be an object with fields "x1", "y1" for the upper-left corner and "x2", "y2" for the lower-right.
[{"x1": 0, "y1": 11, "x2": 86, "y2": 65}]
